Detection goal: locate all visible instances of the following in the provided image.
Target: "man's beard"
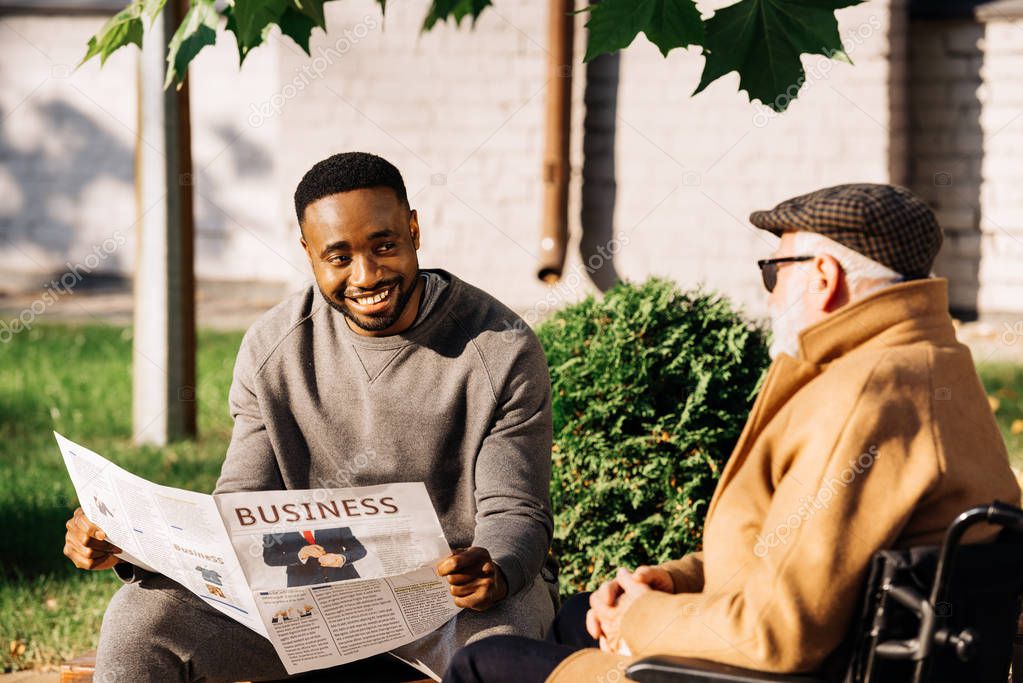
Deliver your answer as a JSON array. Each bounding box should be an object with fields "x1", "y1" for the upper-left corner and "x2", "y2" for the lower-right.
[
  {"x1": 768, "y1": 285, "x2": 808, "y2": 360},
  {"x1": 320, "y1": 275, "x2": 419, "y2": 333}
]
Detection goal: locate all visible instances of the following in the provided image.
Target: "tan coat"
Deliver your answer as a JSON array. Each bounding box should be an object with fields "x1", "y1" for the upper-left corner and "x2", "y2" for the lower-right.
[{"x1": 548, "y1": 279, "x2": 1021, "y2": 681}]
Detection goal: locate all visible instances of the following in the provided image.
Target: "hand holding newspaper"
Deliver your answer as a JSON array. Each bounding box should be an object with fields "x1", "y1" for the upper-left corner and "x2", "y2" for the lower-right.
[{"x1": 55, "y1": 432, "x2": 461, "y2": 676}]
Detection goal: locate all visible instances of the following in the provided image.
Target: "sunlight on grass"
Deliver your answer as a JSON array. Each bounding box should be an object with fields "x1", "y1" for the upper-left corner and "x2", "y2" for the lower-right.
[
  {"x1": 977, "y1": 361, "x2": 1023, "y2": 470},
  {"x1": 0, "y1": 324, "x2": 242, "y2": 671}
]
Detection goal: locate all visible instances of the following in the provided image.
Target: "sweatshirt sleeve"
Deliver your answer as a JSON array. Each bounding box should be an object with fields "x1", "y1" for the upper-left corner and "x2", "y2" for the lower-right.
[
  {"x1": 471, "y1": 330, "x2": 554, "y2": 598},
  {"x1": 214, "y1": 331, "x2": 285, "y2": 495},
  {"x1": 112, "y1": 561, "x2": 154, "y2": 584},
  {"x1": 620, "y1": 359, "x2": 942, "y2": 672}
]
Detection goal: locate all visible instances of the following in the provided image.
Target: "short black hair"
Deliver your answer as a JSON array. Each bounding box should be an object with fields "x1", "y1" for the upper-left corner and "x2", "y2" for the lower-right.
[{"x1": 294, "y1": 152, "x2": 409, "y2": 226}]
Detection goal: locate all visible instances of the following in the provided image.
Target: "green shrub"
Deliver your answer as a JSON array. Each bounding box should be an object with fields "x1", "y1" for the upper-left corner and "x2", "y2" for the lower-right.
[{"x1": 537, "y1": 278, "x2": 771, "y2": 594}]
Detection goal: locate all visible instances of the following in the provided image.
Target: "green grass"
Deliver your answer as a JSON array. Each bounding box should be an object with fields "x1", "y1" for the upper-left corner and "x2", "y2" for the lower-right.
[
  {"x1": 976, "y1": 361, "x2": 1023, "y2": 469},
  {"x1": 0, "y1": 324, "x2": 242, "y2": 672},
  {"x1": 0, "y1": 324, "x2": 1021, "y2": 671}
]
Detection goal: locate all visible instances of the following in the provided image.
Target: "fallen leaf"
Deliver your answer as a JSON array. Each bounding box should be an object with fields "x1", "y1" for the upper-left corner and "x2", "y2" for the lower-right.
[
  {"x1": 1012, "y1": 419, "x2": 1023, "y2": 436},
  {"x1": 989, "y1": 396, "x2": 1001, "y2": 413}
]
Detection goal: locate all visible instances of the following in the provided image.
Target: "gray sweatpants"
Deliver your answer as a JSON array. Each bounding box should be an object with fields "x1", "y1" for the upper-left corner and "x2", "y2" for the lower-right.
[{"x1": 95, "y1": 572, "x2": 556, "y2": 682}]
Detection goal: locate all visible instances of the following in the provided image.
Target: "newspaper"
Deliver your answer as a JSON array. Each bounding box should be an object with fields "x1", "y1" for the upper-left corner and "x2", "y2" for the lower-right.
[{"x1": 55, "y1": 432, "x2": 461, "y2": 676}]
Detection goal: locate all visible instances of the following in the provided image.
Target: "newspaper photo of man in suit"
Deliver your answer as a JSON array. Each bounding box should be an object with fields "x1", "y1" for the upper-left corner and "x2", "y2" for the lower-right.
[{"x1": 262, "y1": 527, "x2": 367, "y2": 586}]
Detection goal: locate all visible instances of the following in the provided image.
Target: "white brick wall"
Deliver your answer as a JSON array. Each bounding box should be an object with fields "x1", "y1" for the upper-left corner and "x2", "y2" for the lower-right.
[
  {"x1": 977, "y1": 12, "x2": 1023, "y2": 315},
  {"x1": 910, "y1": 11, "x2": 1023, "y2": 317},
  {"x1": 2, "y1": 0, "x2": 917, "y2": 322},
  {"x1": 0, "y1": 15, "x2": 137, "y2": 280},
  {"x1": 187, "y1": 29, "x2": 303, "y2": 284},
  {"x1": 0, "y1": 12, "x2": 296, "y2": 290}
]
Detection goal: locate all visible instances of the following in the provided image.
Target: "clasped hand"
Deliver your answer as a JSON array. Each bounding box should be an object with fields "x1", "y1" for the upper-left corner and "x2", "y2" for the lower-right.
[
  {"x1": 586, "y1": 565, "x2": 673, "y2": 654},
  {"x1": 297, "y1": 544, "x2": 346, "y2": 567}
]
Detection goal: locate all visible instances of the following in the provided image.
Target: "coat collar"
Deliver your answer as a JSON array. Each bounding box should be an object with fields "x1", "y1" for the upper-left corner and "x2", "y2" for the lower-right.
[
  {"x1": 796, "y1": 278, "x2": 956, "y2": 365},
  {"x1": 705, "y1": 279, "x2": 955, "y2": 526}
]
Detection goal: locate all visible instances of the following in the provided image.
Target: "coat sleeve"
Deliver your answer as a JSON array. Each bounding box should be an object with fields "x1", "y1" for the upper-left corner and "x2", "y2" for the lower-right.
[
  {"x1": 339, "y1": 528, "x2": 368, "y2": 563},
  {"x1": 659, "y1": 552, "x2": 705, "y2": 594},
  {"x1": 620, "y1": 360, "x2": 942, "y2": 672},
  {"x1": 215, "y1": 331, "x2": 285, "y2": 495},
  {"x1": 471, "y1": 330, "x2": 554, "y2": 598}
]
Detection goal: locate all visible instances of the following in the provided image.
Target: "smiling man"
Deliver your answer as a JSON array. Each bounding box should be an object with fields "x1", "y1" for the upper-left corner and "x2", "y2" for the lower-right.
[{"x1": 64, "y1": 152, "x2": 558, "y2": 681}]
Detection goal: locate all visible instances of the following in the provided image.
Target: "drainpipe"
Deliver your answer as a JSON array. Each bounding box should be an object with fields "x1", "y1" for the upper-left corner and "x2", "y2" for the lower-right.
[{"x1": 536, "y1": 0, "x2": 574, "y2": 283}]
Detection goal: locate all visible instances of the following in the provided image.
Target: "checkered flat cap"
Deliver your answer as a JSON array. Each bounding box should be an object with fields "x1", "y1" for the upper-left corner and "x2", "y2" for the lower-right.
[{"x1": 749, "y1": 183, "x2": 942, "y2": 278}]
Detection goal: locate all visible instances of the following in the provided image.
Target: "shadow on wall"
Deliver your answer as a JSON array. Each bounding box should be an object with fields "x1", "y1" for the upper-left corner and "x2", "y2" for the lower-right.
[
  {"x1": 579, "y1": 51, "x2": 621, "y2": 292},
  {"x1": 191, "y1": 122, "x2": 274, "y2": 258},
  {"x1": 0, "y1": 98, "x2": 133, "y2": 281},
  {"x1": 907, "y1": 5, "x2": 984, "y2": 320},
  {"x1": 0, "y1": 95, "x2": 274, "y2": 292}
]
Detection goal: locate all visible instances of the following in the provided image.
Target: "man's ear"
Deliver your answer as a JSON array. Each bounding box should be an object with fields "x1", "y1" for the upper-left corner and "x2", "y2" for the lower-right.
[
  {"x1": 299, "y1": 230, "x2": 314, "y2": 268},
  {"x1": 409, "y1": 209, "x2": 421, "y2": 250},
  {"x1": 811, "y1": 253, "x2": 846, "y2": 313}
]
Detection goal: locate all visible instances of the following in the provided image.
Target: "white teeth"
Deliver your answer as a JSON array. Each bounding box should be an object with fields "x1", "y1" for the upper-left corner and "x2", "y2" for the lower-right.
[{"x1": 352, "y1": 288, "x2": 390, "y2": 305}]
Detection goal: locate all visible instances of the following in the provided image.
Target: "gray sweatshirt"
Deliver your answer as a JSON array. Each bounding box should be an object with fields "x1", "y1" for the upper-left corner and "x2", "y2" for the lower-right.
[{"x1": 214, "y1": 269, "x2": 554, "y2": 597}]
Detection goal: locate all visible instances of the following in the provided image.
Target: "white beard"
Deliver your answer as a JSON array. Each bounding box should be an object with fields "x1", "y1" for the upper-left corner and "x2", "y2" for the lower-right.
[{"x1": 768, "y1": 284, "x2": 808, "y2": 360}]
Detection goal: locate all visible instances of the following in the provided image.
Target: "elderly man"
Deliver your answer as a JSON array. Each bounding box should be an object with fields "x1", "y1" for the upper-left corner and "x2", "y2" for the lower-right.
[
  {"x1": 63, "y1": 152, "x2": 557, "y2": 681},
  {"x1": 443, "y1": 183, "x2": 1021, "y2": 682}
]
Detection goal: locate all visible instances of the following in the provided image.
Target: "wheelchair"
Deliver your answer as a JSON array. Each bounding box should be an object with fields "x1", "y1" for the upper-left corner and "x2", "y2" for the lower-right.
[{"x1": 626, "y1": 501, "x2": 1023, "y2": 683}]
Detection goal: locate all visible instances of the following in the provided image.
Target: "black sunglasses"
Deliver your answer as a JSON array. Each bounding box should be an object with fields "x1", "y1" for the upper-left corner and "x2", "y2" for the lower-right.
[{"x1": 757, "y1": 256, "x2": 814, "y2": 292}]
